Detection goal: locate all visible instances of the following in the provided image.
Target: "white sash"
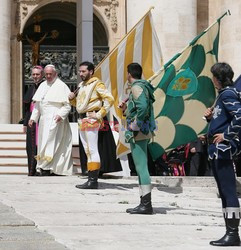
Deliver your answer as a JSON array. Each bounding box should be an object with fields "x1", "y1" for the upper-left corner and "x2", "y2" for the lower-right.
[{"x1": 76, "y1": 79, "x2": 99, "y2": 113}]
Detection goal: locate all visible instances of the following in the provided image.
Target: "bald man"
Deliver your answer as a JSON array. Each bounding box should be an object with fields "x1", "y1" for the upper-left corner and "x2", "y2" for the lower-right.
[{"x1": 29, "y1": 64, "x2": 73, "y2": 176}]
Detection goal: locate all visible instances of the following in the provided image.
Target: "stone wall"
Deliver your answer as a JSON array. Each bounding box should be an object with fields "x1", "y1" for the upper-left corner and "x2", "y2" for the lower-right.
[
  {"x1": 209, "y1": 0, "x2": 241, "y2": 79},
  {"x1": 8, "y1": 0, "x2": 241, "y2": 122}
]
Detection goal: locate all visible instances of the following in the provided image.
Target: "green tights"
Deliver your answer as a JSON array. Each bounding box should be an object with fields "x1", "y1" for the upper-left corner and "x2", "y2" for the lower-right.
[{"x1": 130, "y1": 139, "x2": 151, "y2": 185}]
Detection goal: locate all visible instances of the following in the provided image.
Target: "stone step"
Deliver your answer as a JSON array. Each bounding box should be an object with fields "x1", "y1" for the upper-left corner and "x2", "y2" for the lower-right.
[
  {"x1": 0, "y1": 138, "x2": 25, "y2": 142},
  {"x1": 0, "y1": 141, "x2": 26, "y2": 148},
  {"x1": 0, "y1": 134, "x2": 26, "y2": 140},
  {"x1": 0, "y1": 124, "x2": 81, "y2": 175},
  {"x1": 0, "y1": 158, "x2": 27, "y2": 164},
  {"x1": 0, "y1": 150, "x2": 27, "y2": 156},
  {"x1": 0, "y1": 162, "x2": 80, "y2": 167},
  {"x1": 0, "y1": 163, "x2": 27, "y2": 167},
  {"x1": 0, "y1": 203, "x2": 67, "y2": 250},
  {"x1": 154, "y1": 176, "x2": 217, "y2": 187},
  {"x1": 0, "y1": 167, "x2": 27, "y2": 174},
  {"x1": 72, "y1": 146, "x2": 80, "y2": 157},
  {"x1": 0, "y1": 166, "x2": 81, "y2": 175},
  {"x1": 0, "y1": 147, "x2": 25, "y2": 151},
  {"x1": 0, "y1": 124, "x2": 23, "y2": 133}
]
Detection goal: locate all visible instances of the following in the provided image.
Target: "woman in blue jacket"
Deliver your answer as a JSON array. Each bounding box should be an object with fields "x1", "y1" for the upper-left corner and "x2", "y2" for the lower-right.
[{"x1": 204, "y1": 62, "x2": 241, "y2": 246}]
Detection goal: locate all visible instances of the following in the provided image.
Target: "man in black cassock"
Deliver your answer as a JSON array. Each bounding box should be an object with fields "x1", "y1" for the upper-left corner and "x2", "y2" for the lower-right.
[{"x1": 23, "y1": 66, "x2": 44, "y2": 176}]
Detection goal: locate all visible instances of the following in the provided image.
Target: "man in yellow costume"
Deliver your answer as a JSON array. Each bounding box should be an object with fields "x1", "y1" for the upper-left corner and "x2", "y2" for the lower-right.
[{"x1": 69, "y1": 61, "x2": 114, "y2": 189}]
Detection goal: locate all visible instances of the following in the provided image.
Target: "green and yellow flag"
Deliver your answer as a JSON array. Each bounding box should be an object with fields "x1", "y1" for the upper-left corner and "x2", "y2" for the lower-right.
[{"x1": 148, "y1": 12, "x2": 229, "y2": 160}]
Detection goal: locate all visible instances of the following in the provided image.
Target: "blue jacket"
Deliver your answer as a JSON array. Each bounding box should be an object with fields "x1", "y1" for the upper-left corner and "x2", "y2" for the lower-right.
[
  {"x1": 208, "y1": 87, "x2": 241, "y2": 159},
  {"x1": 234, "y1": 75, "x2": 241, "y2": 91}
]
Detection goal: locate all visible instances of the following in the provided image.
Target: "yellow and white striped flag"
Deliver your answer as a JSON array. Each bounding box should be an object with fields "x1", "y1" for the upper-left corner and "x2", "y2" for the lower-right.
[{"x1": 94, "y1": 8, "x2": 162, "y2": 157}]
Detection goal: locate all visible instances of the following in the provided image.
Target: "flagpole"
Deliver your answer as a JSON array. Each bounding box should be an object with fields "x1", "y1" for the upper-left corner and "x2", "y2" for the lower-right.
[
  {"x1": 95, "y1": 6, "x2": 155, "y2": 70},
  {"x1": 149, "y1": 10, "x2": 230, "y2": 82},
  {"x1": 204, "y1": 10, "x2": 230, "y2": 32}
]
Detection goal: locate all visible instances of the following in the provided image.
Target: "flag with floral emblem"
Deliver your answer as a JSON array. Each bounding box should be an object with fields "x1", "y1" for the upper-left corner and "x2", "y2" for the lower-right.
[{"x1": 148, "y1": 12, "x2": 229, "y2": 160}]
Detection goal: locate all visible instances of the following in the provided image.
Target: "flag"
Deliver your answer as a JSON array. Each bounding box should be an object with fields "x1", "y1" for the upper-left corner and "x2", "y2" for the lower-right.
[
  {"x1": 94, "y1": 7, "x2": 162, "y2": 157},
  {"x1": 148, "y1": 12, "x2": 229, "y2": 161}
]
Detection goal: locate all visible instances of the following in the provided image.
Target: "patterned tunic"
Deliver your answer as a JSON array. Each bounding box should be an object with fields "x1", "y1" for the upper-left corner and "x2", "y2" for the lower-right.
[
  {"x1": 125, "y1": 79, "x2": 156, "y2": 142},
  {"x1": 208, "y1": 87, "x2": 241, "y2": 159},
  {"x1": 71, "y1": 77, "x2": 114, "y2": 124}
]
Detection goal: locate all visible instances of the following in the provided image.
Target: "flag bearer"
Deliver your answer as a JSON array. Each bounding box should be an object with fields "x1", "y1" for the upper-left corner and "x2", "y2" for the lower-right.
[{"x1": 119, "y1": 63, "x2": 156, "y2": 214}]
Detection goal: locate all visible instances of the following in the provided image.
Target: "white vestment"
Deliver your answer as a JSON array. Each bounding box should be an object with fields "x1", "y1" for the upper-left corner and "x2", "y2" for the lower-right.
[{"x1": 30, "y1": 78, "x2": 73, "y2": 175}]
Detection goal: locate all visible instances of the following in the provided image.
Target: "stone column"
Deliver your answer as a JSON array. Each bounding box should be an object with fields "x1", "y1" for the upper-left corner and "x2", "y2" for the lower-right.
[
  {"x1": 0, "y1": 0, "x2": 11, "y2": 123},
  {"x1": 76, "y1": 0, "x2": 93, "y2": 78}
]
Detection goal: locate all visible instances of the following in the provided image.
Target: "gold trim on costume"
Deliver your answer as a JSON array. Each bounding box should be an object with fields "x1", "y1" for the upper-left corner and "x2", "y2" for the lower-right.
[
  {"x1": 35, "y1": 155, "x2": 40, "y2": 160},
  {"x1": 87, "y1": 162, "x2": 101, "y2": 171},
  {"x1": 43, "y1": 156, "x2": 53, "y2": 162},
  {"x1": 34, "y1": 155, "x2": 53, "y2": 162}
]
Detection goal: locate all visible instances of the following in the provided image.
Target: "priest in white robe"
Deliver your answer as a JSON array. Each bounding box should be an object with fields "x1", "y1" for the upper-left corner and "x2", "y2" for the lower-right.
[{"x1": 29, "y1": 64, "x2": 73, "y2": 176}]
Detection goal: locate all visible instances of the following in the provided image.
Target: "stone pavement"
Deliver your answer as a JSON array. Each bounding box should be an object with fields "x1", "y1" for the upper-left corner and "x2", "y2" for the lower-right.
[
  {"x1": 0, "y1": 202, "x2": 67, "y2": 250},
  {"x1": 0, "y1": 175, "x2": 241, "y2": 250}
]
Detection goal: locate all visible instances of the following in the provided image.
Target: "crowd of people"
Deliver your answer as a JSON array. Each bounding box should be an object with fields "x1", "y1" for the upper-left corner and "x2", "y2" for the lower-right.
[{"x1": 23, "y1": 61, "x2": 241, "y2": 246}]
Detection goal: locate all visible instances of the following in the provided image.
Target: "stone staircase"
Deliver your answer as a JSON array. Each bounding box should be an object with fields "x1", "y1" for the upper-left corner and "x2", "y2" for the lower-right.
[{"x1": 0, "y1": 124, "x2": 81, "y2": 174}]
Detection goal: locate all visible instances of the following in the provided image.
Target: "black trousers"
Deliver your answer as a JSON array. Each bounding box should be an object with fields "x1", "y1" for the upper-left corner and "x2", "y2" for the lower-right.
[
  {"x1": 26, "y1": 124, "x2": 37, "y2": 176},
  {"x1": 211, "y1": 159, "x2": 240, "y2": 209}
]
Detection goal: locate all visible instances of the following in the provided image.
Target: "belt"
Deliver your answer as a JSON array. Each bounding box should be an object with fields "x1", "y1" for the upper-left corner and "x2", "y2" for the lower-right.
[
  {"x1": 207, "y1": 136, "x2": 229, "y2": 145},
  {"x1": 79, "y1": 113, "x2": 87, "y2": 119},
  {"x1": 79, "y1": 110, "x2": 100, "y2": 119}
]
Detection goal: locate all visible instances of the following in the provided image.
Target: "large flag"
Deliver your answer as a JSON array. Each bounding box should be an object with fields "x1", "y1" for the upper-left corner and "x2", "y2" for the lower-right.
[
  {"x1": 148, "y1": 12, "x2": 229, "y2": 161},
  {"x1": 94, "y1": 7, "x2": 162, "y2": 157}
]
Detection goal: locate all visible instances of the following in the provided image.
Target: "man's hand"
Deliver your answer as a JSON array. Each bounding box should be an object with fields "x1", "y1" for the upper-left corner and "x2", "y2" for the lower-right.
[
  {"x1": 68, "y1": 92, "x2": 75, "y2": 100},
  {"x1": 23, "y1": 126, "x2": 27, "y2": 133},
  {"x1": 190, "y1": 147, "x2": 196, "y2": 153},
  {"x1": 28, "y1": 120, "x2": 34, "y2": 128},
  {"x1": 54, "y1": 115, "x2": 63, "y2": 123},
  {"x1": 114, "y1": 124, "x2": 119, "y2": 132},
  {"x1": 204, "y1": 107, "x2": 213, "y2": 120},
  {"x1": 87, "y1": 111, "x2": 97, "y2": 119},
  {"x1": 118, "y1": 101, "x2": 127, "y2": 112},
  {"x1": 213, "y1": 133, "x2": 224, "y2": 144},
  {"x1": 199, "y1": 135, "x2": 206, "y2": 141}
]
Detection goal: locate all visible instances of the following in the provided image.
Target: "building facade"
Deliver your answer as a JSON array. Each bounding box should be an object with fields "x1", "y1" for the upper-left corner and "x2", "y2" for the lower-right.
[{"x1": 0, "y1": 0, "x2": 240, "y2": 123}]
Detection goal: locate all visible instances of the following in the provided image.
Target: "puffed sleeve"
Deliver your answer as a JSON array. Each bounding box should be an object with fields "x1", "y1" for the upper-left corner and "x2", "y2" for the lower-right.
[{"x1": 95, "y1": 82, "x2": 114, "y2": 120}]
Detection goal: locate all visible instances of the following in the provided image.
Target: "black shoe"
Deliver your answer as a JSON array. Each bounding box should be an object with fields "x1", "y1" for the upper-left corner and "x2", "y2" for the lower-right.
[
  {"x1": 28, "y1": 173, "x2": 35, "y2": 176},
  {"x1": 210, "y1": 234, "x2": 240, "y2": 246},
  {"x1": 76, "y1": 170, "x2": 99, "y2": 189},
  {"x1": 129, "y1": 203, "x2": 153, "y2": 215},
  {"x1": 128, "y1": 193, "x2": 153, "y2": 215},
  {"x1": 126, "y1": 204, "x2": 142, "y2": 213},
  {"x1": 210, "y1": 218, "x2": 240, "y2": 246},
  {"x1": 51, "y1": 173, "x2": 61, "y2": 176},
  {"x1": 40, "y1": 170, "x2": 51, "y2": 176},
  {"x1": 81, "y1": 170, "x2": 88, "y2": 176},
  {"x1": 75, "y1": 180, "x2": 98, "y2": 189}
]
